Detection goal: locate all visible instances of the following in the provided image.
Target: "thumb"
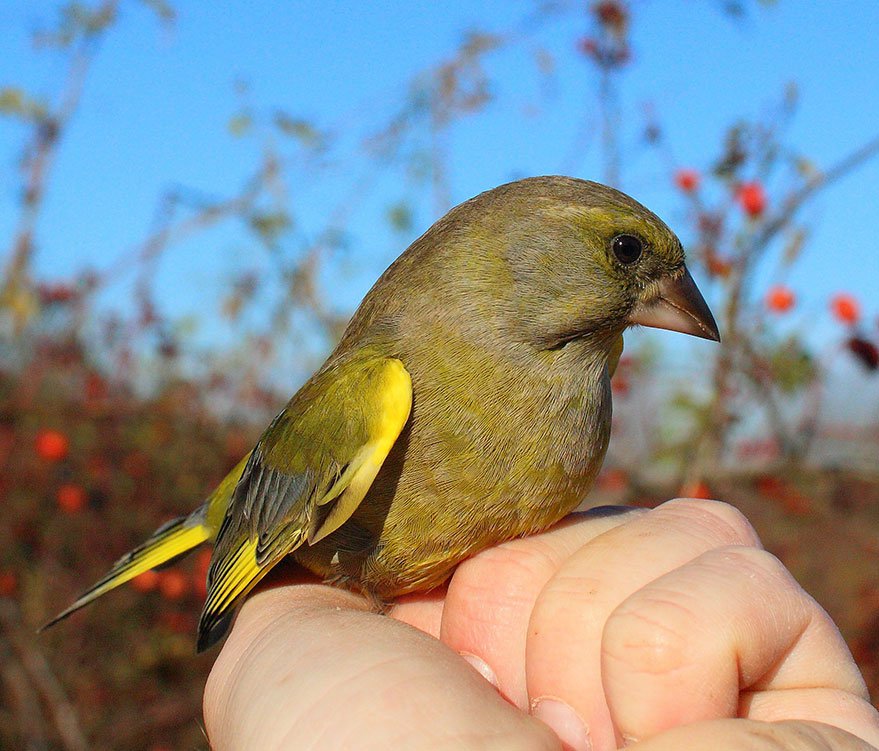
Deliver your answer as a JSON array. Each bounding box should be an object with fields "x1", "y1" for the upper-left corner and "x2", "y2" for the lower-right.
[{"x1": 203, "y1": 584, "x2": 559, "y2": 751}]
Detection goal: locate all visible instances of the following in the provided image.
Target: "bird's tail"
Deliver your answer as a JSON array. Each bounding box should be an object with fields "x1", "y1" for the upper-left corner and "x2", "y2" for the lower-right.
[{"x1": 40, "y1": 508, "x2": 211, "y2": 630}]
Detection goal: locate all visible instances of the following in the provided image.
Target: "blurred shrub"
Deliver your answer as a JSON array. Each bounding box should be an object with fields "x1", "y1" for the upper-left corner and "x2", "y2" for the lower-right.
[{"x1": 0, "y1": 310, "x2": 264, "y2": 749}]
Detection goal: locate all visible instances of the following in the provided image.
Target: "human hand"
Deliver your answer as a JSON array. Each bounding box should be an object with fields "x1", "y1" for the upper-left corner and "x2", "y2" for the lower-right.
[{"x1": 203, "y1": 499, "x2": 879, "y2": 750}]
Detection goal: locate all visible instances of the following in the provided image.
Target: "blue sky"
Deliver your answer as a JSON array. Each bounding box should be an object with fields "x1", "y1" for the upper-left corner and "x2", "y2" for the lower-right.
[{"x1": 2, "y1": 1, "x2": 878, "y2": 372}]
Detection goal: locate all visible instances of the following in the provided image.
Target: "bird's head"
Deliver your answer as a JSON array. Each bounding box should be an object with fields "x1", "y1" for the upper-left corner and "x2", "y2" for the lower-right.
[{"x1": 481, "y1": 176, "x2": 719, "y2": 352}]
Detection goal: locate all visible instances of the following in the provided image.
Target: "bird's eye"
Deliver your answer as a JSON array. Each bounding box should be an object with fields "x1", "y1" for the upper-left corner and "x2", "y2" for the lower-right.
[{"x1": 612, "y1": 234, "x2": 643, "y2": 264}]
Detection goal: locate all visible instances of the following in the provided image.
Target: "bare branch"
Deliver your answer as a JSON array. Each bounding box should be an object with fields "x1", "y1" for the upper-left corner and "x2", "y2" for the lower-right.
[
  {"x1": 93, "y1": 157, "x2": 276, "y2": 287},
  {"x1": 1, "y1": 0, "x2": 120, "y2": 329},
  {"x1": 757, "y1": 133, "x2": 879, "y2": 248},
  {"x1": 0, "y1": 600, "x2": 88, "y2": 751}
]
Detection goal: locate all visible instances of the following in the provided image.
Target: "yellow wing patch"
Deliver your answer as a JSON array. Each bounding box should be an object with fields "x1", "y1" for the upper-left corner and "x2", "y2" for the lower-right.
[
  {"x1": 197, "y1": 356, "x2": 413, "y2": 651},
  {"x1": 311, "y1": 358, "x2": 412, "y2": 543}
]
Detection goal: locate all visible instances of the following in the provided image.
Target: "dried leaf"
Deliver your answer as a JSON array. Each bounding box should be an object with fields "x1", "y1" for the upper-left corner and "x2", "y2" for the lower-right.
[
  {"x1": 794, "y1": 156, "x2": 820, "y2": 181},
  {"x1": 138, "y1": 0, "x2": 176, "y2": 22},
  {"x1": 847, "y1": 337, "x2": 879, "y2": 372},
  {"x1": 460, "y1": 32, "x2": 503, "y2": 57},
  {"x1": 387, "y1": 202, "x2": 413, "y2": 233},
  {"x1": 227, "y1": 113, "x2": 252, "y2": 137},
  {"x1": 273, "y1": 113, "x2": 325, "y2": 149},
  {"x1": 781, "y1": 227, "x2": 807, "y2": 267},
  {"x1": 782, "y1": 81, "x2": 799, "y2": 114},
  {"x1": 0, "y1": 87, "x2": 48, "y2": 121},
  {"x1": 767, "y1": 336, "x2": 817, "y2": 394},
  {"x1": 38, "y1": 2, "x2": 118, "y2": 46},
  {"x1": 534, "y1": 47, "x2": 555, "y2": 75},
  {"x1": 248, "y1": 210, "x2": 292, "y2": 243}
]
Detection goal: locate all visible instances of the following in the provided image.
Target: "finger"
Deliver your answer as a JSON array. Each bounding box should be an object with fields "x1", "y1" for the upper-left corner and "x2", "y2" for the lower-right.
[
  {"x1": 391, "y1": 586, "x2": 447, "y2": 638},
  {"x1": 602, "y1": 545, "x2": 869, "y2": 744},
  {"x1": 526, "y1": 498, "x2": 761, "y2": 751},
  {"x1": 436, "y1": 507, "x2": 643, "y2": 707},
  {"x1": 204, "y1": 584, "x2": 560, "y2": 751},
  {"x1": 742, "y1": 690, "x2": 879, "y2": 749},
  {"x1": 627, "y1": 719, "x2": 877, "y2": 751}
]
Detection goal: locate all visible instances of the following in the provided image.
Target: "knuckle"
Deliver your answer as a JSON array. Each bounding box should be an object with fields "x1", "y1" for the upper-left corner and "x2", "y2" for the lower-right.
[
  {"x1": 529, "y1": 571, "x2": 607, "y2": 636},
  {"x1": 664, "y1": 498, "x2": 762, "y2": 548},
  {"x1": 451, "y1": 543, "x2": 557, "y2": 611},
  {"x1": 705, "y1": 545, "x2": 791, "y2": 584},
  {"x1": 602, "y1": 593, "x2": 697, "y2": 676},
  {"x1": 467, "y1": 541, "x2": 558, "y2": 590}
]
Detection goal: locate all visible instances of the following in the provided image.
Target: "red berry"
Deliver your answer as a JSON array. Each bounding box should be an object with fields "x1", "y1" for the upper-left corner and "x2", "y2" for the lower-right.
[
  {"x1": 830, "y1": 293, "x2": 860, "y2": 325},
  {"x1": 0, "y1": 570, "x2": 17, "y2": 597},
  {"x1": 736, "y1": 181, "x2": 767, "y2": 217},
  {"x1": 131, "y1": 569, "x2": 160, "y2": 593},
  {"x1": 56, "y1": 483, "x2": 86, "y2": 513},
  {"x1": 681, "y1": 481, "x2": 712, "y2": 500},
  {"x1": 705, "y1": 251, "x2": 733, "y2": 278},
  {"x1": 193, "y1": 549, "x2": 212, "y2": 598},
  {"x1": 597, "y1": 468, "x2": 629, "y2": 492},
  {"x1": 122, "y1": 451, "x2": 150, "y2": 479},
  {"x1": 35, "y1": 429, "x2": 69, "y2": 462},
  {"x1": 159, "y1": 611, "x2": 192, "y2": 634},
  {"x1": 576, "y1": 36, "x2": 598, "y2": 58},
  {"x1": 756, "y1": 475, "x2": 812, "y2": 516},
  {"x1": 84, "y1": 372, "x2": 108, "y2": 402},
  {"x1": 593, "y1": 0, "x2": 628, "y2": 31},
  {"x1": 159, "y1": 570, "x2": 189, "y2": 601},
  {"x1": 674, "y1": 168, "x2": 700, "y2": 193},
  {"x1": 195, "y1": 548, "x2": 212, "y2": 575},
  {"x1": 765, "y1": 285, "x2": 796, "y2": 313},
  {"x1": 192, "y1": 572, "x2": 207, "y2": 599},
  {"x1": 37, "y1": 283, "x2": 76, "y2": 305}
]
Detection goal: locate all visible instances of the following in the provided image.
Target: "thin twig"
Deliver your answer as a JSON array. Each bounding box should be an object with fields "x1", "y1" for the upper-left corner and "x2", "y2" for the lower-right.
[
  {"x1": 1, "y1": 635, "x2": 50, "y2": 751},
  {"x1": 687, "y1": 132, "x2": 879, "y2": 480},
  {"x1": 757, "y1": 134, "x2": 879, "y2": 249},
  {"x1": 3, "y1": 0, "x2": 119, "y2": 289},
  {"x1": 0, "y1": 600, "x2": 88, "y2": 751}
]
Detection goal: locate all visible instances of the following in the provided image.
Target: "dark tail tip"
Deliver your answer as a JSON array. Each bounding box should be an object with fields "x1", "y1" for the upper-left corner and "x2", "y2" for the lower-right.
[
  {"x1": 38, "y1": 603, "x2": 80, "y2": 633},
  {"x1": 37, "y1": 615, "x2": 62, "y2": 634},
  {"x1": 196, "y1": 610, "x2": 235, "y2": 653}
]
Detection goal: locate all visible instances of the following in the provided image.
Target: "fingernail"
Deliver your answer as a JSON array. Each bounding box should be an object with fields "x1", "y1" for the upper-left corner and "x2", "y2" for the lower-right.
[
  {"x1": 459, "y1": 652, "x2": 498, "y2": 688},
  {"x1": 531, "y1": 697, "x2": 591, "y2": 751}
]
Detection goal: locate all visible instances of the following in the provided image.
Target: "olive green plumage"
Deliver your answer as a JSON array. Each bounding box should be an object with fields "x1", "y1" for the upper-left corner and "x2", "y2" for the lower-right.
[{"x1": 45, "y1": 176, "x2": 719, "y2": 652}]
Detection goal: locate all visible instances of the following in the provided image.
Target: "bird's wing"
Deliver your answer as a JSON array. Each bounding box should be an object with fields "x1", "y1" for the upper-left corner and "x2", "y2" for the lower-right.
[{"x1": 197, "y1": 355, "x2": 412, "y2": 651}]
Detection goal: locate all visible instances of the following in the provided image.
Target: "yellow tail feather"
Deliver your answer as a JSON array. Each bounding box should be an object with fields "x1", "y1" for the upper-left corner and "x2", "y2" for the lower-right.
[
  {"x1": 41, "y1": 513, "x2": 210, "y2": 630},
  {"x1": 42, "y1": 453, "x2": 252, "y2": 633},
  {"x1": 196, "y1": 539, "x2": 271, "y2": 652}
]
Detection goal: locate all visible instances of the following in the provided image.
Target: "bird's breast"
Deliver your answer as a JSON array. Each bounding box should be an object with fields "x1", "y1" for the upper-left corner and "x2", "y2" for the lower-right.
[{"x1": 343, "y1": 347, "x2": 614, "y2": 595}]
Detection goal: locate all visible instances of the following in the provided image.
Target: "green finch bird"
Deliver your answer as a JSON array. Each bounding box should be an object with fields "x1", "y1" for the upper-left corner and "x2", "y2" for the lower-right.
[{"x1": 44, "y1": 176, "x2": 719, "y2": 651}]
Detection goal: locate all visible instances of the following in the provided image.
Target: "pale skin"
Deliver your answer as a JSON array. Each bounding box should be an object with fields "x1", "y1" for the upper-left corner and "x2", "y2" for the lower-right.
[{"x1": 203, "y1": 499, "x2": 879, "y2": 750}]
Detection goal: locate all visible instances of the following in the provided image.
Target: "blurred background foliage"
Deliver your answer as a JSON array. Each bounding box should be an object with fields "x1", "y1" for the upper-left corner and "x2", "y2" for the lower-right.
[{"x1": 2, "y1": 1, "x2": 879, "y2": 748}]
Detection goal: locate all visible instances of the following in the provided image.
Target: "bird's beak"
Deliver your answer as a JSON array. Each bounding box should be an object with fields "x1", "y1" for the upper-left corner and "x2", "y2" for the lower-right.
[{"x1": 628, "y1": 266, "x2": 720, "y2": 342}]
